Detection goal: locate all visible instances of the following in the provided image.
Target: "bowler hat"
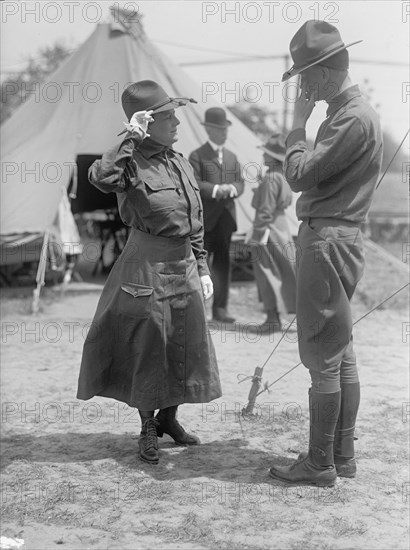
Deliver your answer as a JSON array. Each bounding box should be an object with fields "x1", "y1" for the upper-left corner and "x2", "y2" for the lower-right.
[
  {"x1": 201, "y1": 107, "x2": 232, "y2": 128},
  {"x1": 282, "y1": 20, "x2": 362, "y2": 81},
  {"x1": 257, "y1": 134, "x2": 286, "y2": 162},
  {"x1": 118, "y1": 80, "x2": 197, "y2": 136}
]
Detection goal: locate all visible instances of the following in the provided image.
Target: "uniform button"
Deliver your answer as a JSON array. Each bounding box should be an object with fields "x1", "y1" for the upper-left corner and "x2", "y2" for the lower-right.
[
  {"x1": 178, "y1": 327, "x2": 184, "y2": 333},
  {"x1": 178, "y1": 362, "x2": 184, "y2": 367},
  {"x1": 179, "y1": 379, "x2": 184, "y2": 384},
  {"x1": 179, "y1": 345, "x2": 184, "y2": 350}
]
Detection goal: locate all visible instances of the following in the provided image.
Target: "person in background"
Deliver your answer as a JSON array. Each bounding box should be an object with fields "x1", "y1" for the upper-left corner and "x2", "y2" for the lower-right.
[
  {"x1": 245, "y1": 134, "x2": 296, "y2": 333},
  {"x1": 189, "y1": 108, "x2": 244, "y2": 323},
  {"x1": 77, "y1": 80, "x2": 222, "y2": 465},
  {"x1": 268, "y1": 21, "x2": 383, "y2": 487}
]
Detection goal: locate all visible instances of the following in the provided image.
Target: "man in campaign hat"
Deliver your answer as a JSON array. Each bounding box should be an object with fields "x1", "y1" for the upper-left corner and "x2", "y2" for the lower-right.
[
  {"x1": 268, "y1": 21, "x2": 383, "y2": 487},
  {"x1": 189, "y1": 108, "x2": 244, "y2": 323}
]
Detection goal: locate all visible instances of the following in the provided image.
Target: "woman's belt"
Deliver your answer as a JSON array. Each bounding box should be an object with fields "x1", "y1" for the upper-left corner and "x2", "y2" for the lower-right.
[{"x1": 128, "y1": 228, "x2": 191, "y2": 262}]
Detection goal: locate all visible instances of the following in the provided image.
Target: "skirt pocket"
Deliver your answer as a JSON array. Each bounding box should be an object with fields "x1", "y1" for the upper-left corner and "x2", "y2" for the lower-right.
[{"x1": 118, "y1": 282, "x2": 154, "y2": 318}]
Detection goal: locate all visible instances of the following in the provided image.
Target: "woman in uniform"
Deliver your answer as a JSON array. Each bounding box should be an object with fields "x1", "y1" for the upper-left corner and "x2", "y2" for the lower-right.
[
  {"x1": 77, "y1": 80, "x2": 222, "y2": 464},
  {"x1": 246, "y1": 134, "x2": 296, "y2": 333}
]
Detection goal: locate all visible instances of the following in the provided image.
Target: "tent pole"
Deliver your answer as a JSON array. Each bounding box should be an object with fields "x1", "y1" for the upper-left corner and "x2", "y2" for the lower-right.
[
  {"x1": 69, "y1": 160, "x2": 78, "y2": 199},
  {"x1": 282, "y1": 54, "x2": 290, "y2": 132},
  {"x1": 32, "y1": 230, "x2": 49, "y2": 314}
]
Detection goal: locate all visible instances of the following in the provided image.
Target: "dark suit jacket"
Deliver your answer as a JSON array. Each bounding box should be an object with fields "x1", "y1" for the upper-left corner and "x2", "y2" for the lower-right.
[{"x1": 189, "y1": 142, "x2": 244, "y2": 232}]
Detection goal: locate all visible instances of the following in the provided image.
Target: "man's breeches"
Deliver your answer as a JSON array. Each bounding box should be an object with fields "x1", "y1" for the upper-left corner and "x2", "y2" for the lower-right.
[{"x1": 296, "y1": 219, "x2": 365, "y2": 392}]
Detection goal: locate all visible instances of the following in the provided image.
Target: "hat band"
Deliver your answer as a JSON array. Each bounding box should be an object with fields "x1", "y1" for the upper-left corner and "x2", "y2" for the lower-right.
[
  {"x1": 150, "y1": 96, "x2": 197, "y2": 113},
  {"x1": 292, "y1": 40, "x2": 345, "y2": 70}
]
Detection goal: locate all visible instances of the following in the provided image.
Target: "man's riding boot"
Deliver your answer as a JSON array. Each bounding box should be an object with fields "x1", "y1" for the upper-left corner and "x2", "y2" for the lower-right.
[
  {"x1": 156, "y1": 406, "x2": 200, "y2": 446},
  {"x1": 138, "y1": 411, "x2": 159, "y2": 464},
  {"x1": 297, "y1": 383, "x2": 359, "y2": 478},
  {"x1": 269, "y1": 390, "x2": 341, "y2": 487},
  {"x1": 334, "y1": 382, "x2": 360, "y2": 478}
]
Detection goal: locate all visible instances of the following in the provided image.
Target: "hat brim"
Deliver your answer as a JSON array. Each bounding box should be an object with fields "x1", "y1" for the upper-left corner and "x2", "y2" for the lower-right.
[
  {"x1": 282, "y1": 40, "x2": 363, "y2": 82},
  {"x1": 201, "y1": 120, "x2": 232, "y2": 129},
  {"x1": 150, "y1": 97, "x2": 195, "y2": 114},
  {"x1": 118, "y1": 97, "x2": 196, "y2": 136},
  {"x1": 258, "y1": 145, "x2": 285, "y2": 162}
]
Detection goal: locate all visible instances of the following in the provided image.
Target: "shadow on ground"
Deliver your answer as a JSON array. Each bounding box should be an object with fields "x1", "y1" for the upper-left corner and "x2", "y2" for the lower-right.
[{"x1": 1, "y1": 432, "x2": 292, "y2": 484}]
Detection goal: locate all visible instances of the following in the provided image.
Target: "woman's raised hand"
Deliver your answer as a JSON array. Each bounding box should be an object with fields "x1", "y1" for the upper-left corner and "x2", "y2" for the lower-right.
[{"x1": 123, "y1": 110, "x2": 154, "y2": 139}]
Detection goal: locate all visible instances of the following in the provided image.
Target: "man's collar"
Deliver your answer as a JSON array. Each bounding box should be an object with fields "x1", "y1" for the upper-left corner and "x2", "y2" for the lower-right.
[
  {"x1": 326, "y1": 85, "x2": 361, "y2": 117},
  {"x1": 208, "y1": 140, "x2": 223, "y2": 152}
]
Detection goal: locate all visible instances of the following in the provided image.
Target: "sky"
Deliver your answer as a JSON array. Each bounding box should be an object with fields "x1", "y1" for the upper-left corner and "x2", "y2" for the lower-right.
[{"x1": 1, "y1": 0, "x2": 409, "y2": 143}]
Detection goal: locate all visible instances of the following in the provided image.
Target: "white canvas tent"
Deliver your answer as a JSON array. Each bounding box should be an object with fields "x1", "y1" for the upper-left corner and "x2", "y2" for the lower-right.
[{"x1": 0, "y1": 7, "x2": 299, "y2": 303}]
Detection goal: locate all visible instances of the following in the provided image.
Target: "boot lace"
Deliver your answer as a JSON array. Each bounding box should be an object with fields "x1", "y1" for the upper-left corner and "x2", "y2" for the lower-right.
[{"x1": 143, "y1": 418, "x2": 159, "y2": 448}]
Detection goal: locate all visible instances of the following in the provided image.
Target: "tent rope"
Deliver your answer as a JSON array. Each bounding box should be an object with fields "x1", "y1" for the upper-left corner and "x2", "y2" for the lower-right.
[
  {"x1": 252, "y1": 281, "x2": 409, "y2": 400},
  {"x1": 376, "y1": 128, "x2": 409, "y2": 190}
]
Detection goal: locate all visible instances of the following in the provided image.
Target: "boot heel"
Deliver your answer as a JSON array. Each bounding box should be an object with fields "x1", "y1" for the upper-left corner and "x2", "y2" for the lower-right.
[{"x1": 157, "y1": 428, "x2": 164, "y2": 438}]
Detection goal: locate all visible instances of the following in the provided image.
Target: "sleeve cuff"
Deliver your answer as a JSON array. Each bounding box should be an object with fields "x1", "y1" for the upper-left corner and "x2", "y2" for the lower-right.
[
  {"x1": 212, "y1": 185, "x2": 219, "y2": 199},
  {"x1": 286, "y1": 128, "x2": 306, "y2": 148},
  {"x1": 197, "y1": 259, "x2": 210, "y2": 277}
]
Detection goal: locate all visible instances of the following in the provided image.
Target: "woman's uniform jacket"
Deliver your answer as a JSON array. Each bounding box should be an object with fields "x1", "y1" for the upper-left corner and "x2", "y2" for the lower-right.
[{"x1": 76, "y1": 135, "x2": 222, "y2": 410}]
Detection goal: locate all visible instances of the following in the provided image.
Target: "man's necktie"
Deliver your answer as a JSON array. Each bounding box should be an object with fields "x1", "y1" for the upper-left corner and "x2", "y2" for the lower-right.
[{"x1": 217, "y1": 147, "x2": 223, "y2": 165}]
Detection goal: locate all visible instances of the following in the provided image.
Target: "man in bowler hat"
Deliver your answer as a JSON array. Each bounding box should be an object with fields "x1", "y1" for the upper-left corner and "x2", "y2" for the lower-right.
[
  {"x1": 189, "y1": 108, "x2": 244, "y2": 323},
  {"x1": 268, "y1": 21, "x2": 383, "y2": 486}
]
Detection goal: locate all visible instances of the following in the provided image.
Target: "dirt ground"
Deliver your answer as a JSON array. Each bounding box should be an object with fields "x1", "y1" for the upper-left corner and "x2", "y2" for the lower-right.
[{"x1": 1, "y1": 242, "x2": 409, "y2": 550}]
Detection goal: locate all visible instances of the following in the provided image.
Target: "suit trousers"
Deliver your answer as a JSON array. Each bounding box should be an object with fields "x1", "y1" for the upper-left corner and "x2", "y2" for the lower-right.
[
  {"x1": 296, "y1": 218, "x2": 365, "y2": 393},
  {"x1": 204, "y1": 209, "x2": 236, "y2": 311}
]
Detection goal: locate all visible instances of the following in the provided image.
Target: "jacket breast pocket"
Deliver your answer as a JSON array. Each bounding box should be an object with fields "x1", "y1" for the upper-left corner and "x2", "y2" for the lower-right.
[
  {"x1": 119, "y1": 282, "x2": 154, "y2": 318},
  {"x1": 144, "y1": 176, "x2": 178, "y2": 212},
  {"x1": 189, "y1": 181, "x2": 202, "y2": 219}
]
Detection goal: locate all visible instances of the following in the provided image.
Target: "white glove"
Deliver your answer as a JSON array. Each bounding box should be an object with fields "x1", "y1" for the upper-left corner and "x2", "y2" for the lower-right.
[
  {"x1": 227, "y1": 184, "x2": 238, "y2": 198},
  {"x1": 244, "y1": 226, "x2": 253, "y2": 245},
  {"x1": 200, "y1": 275, "x2": 214, "y2": 300},
  {"x1": 260, "y1": 228, "x2": 270, "y2": 245},
  {"x1": 123, "y1": 110, "x2": 154, "y2": 139}
]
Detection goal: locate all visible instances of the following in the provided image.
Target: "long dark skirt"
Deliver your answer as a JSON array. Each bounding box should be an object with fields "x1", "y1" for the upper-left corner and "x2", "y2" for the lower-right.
[{"x1": 77, "y1": 229, "x2": 222, "y2": 410}]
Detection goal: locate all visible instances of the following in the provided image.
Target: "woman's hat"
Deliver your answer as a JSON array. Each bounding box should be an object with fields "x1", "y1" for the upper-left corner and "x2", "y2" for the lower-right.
[
  {"x1": 257, "y1": 134, "x2": 286, "y2": 162},
  {"x1": 201, "y1": 107, "x2": 232, "y2": 128},
  {"x1": 282, "y1": 20, "x2": 362, "y2": 81},
  {"x1": 121, "y1": 80, "x2": 197, "y2": 118},
  {"x1": 118, "y1": 80, "x2": 197, "y2": 135}
]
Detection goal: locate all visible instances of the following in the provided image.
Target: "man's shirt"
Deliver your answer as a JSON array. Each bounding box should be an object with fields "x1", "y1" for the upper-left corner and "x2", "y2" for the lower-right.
[{"x1": 284, "y1": 85, "x2": 383, "y2": 223}]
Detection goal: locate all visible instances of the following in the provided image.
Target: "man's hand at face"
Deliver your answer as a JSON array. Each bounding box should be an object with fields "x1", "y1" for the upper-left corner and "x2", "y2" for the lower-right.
[{"x1": 292, "y1": 81, "x2": 316, "y2": 130}]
